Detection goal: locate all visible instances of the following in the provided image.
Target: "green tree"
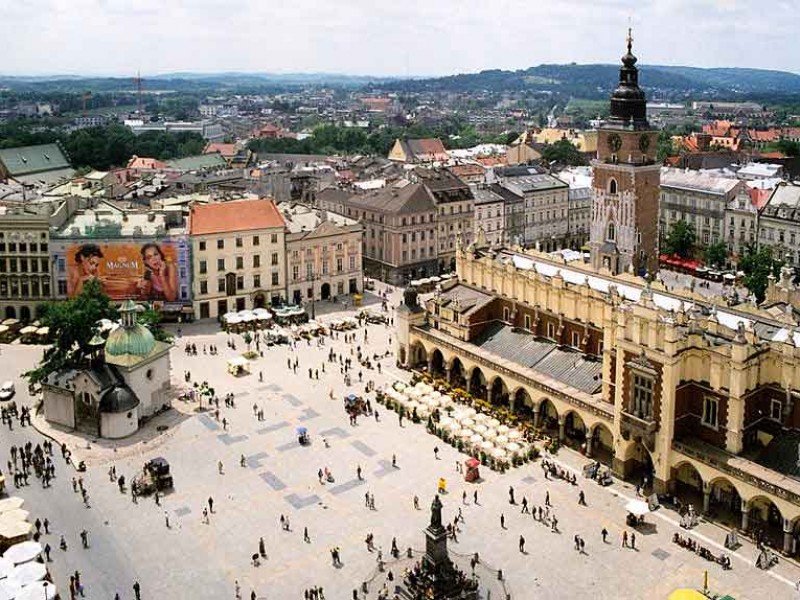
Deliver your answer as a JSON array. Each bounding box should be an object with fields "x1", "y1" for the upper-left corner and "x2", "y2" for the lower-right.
[
  {"x1": 704, "y1": 241, "x2": 728, "y2": 268},
  {"x1": 541, "y1": 139, "x2": 586, "y2": 166},
  {"x1": 25, "y1": 279, "x2": 118, "y2": 385},
  {"x1": 663, "y1": 221, "x2": 696, "y2": 258},
  {"x1": 740, "y1": 245, "x2": 784, "y2": 303},
  {"x1": 656, "y1": 130, "x2": 675, "y2": 161},
  {"x1": 776, "y1": 138, "x2": 800, "y2": 157},
  {"x1": 137, "y1": 308, "x2": 172, "y2": 343}
]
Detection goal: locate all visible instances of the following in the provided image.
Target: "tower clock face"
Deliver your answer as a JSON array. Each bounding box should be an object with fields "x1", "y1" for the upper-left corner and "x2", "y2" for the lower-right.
[
  {"x1": 607, "y1": 133, "x2": 622, "y2": 153},
  {"x1": 639, "y1": 134, "x2": 651, "y2": 152}
]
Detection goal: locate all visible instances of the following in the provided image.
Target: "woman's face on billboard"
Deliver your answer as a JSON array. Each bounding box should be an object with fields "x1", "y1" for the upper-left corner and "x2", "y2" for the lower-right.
[
  {"x1": 80, "y1": 254, "x2": 101, "y2": 276},
  {"x1": 143, "y1": 246, "x2": 163, "y2": 271}
]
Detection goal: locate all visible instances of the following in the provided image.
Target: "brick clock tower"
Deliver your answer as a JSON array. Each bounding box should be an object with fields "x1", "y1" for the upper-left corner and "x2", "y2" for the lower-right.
[{"x1": 590, "y1": 30, "x2": 659, "y2": 276}]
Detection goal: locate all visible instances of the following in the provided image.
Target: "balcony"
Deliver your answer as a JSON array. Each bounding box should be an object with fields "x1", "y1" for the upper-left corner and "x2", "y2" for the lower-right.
[{"x1": 620, "y1": 410, "x2": 658, "y2": 452}]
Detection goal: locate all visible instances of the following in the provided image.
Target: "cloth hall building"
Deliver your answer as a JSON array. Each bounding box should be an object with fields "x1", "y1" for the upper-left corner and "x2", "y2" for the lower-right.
[{"x1": 395, "y1": 35, "x2": 800, "y2": 556}]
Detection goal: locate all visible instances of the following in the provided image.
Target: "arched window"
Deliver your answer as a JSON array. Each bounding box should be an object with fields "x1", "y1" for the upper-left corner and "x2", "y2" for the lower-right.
[
  {"x1": 609, "y1": 179, "x2": 618, "y2": 194},
  {"x1": 607, "y1": 223, "x2": 616, "y2": 242}
]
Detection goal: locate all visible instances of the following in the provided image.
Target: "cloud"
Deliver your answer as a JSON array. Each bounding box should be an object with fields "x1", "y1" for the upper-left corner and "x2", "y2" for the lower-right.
[{"x1": 0, "y1": 0, "x2": 797, "y2": 76}]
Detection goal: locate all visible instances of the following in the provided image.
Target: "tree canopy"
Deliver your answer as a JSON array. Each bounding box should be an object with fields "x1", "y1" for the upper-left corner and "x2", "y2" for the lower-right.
[
  {"x1": 540, "y1": 139, "x2": 587, "y2": 166},
  {"x1": 663, "y1": 221, "x2": 696, "y2": 259},
  {"x1": 740, "y1": 245, "x2": 784, "y2": 303},
  {"x1": 703, "y1": 241, "x2": 728, "y2": 268},
  {"x1": 25, "y1": 279, "x2": 118, "y2": 385},
  {"x1": 0, "y1": 121, "x2": 205, "y2": 171}
]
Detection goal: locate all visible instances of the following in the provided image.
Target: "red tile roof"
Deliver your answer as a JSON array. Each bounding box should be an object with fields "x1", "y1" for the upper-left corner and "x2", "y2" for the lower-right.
[
  {"x1": 203, "y1": 143, "x2": 238, "y2": 157},
  {"x1": 190, "y1": 199, "x2": 285, "y2": 235},
  {"x1": 127, "y1": 155, "x2": 166, "y2": 170}
]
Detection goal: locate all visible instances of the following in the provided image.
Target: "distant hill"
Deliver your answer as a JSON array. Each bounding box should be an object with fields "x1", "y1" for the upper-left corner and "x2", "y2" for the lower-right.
[
  {"x1": 381, "y1": 64, "x2": 800, "y2": 99},
  {"x1": 2, "y1": 65, "x2": 799, "y2": 99}
]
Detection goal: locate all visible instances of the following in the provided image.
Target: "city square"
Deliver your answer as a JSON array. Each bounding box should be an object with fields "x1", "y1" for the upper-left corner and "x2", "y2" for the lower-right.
[{"x1": 0, "y1": 288, "x2": 798, "y2": 599}]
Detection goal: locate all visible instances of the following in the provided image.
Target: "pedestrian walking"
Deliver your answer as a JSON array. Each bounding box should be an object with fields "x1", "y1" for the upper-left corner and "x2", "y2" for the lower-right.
[
  {"x1": 574, "y1": 534, "x2": 580, "y2": 550},
  {"x1": 473, "y1": 490, "x2": 478, "y2": 505},
  {"x1": 392, "y1": 454, "x2": 397, "y2": 468},
  {"x1": 44, "y1": 543, "x2": 51, "y2": 561},
  {"x1": 357, "y1": 465, "x2": 362, "y2": 480},
  {"x1": 218, "y1": 461, "x2": 224, "y2": 475},
  {"x1": 413, "y1": 495, "x2": 420, "y2": 510},
  {"x1": 164, "y1": 512, "x2": 170, "y2": 528},
  {"x1": 545, "y1": 490, "x2": 550, "y2": 506},
  {"x1": 259, "y1": 537, "x2": 266, "y2": 558},
  {"x1": 578, "y1": 490, "x2": 586, "y2": 506},
  {"x1": 80, "y1": 529, "x2": 88, "y2": 548},
  {"x1": 521, "y1": 497, "x2": 529, "y2": 514},
  {"x1": 508, "y1": 486, "x2": 515, "y2": 504},
  {"x1": 601, "y1": 528, "x2": 608, "y2": 543},
  {"x1": 631, "y1": 532, "x2": 636, "y2": 550},
  {"x1": 519, "y1": 535, "x2": 526, "y2": 552},
  {"x1": 622, "y1": 531, "x2": 628, "y2": 548},
  {"x1": 208, "y1": 497, "x2": 214, "y2": 513},
  {"x1": 500, "y1": 513, "x2": 505, "y2": 529},
  {"x1": 304, "y1": 527, "x2": 310, "y2": 543},
  {"x1": 433, "y1": 446, "x2": 439, "y2": 459}
]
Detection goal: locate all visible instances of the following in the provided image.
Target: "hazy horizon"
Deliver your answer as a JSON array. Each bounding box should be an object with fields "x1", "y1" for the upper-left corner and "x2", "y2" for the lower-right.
[{"x1": 2, "y1": 0, "x2": 798, "y2": 77}]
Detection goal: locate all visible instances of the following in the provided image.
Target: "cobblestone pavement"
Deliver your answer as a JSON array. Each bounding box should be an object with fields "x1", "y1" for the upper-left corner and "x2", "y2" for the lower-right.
[{"x1": 2, "y1": 286, "x2": 800, "y2": 599}]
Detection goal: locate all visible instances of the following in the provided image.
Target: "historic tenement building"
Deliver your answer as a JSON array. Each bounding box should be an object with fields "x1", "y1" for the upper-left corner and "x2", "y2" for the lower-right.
[{"x1": 395, "y1": 35, "x2": 800, "y2": 556}]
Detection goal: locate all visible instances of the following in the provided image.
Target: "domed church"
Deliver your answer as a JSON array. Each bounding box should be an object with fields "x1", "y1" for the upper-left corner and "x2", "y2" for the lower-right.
[{"x1": 42, "y1": 300, "x2": 172, "y2": 439}]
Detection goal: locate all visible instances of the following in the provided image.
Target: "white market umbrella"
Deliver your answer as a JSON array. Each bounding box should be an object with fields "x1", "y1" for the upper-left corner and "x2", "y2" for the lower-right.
[
  {"x1": 0, "y1": 578, "x2": 20, "y2": 600},
  {"x1": 506, "y1": 442, "x2": 522, "y2": 453},
  {"x1": 458, "y1": 428, "x2": 474, "y2": 439},
  {"x1": 507, "y1": 430, "x2": 522, "y2": 441},
  {"x1": 480, "y1": 441, "x2": 495, "y2": 451},
  {"x1": 483, "y1": 428, "x2": 498, "y2": 440},
  {"x1": 473, "y1": 413, "x2": 489, "y2": 424},
  {"x1": 491, "y1": 448, "x2": 507, "y2": 459},
  {"x1": 0, "y1": 499, "x2": 23, "y2": 515},
  {"x1": 429, "y1": 391, "x2": 442, "y2": 399},
  {"x1": 438, "y1": 417, "x2": 453, "y2": 428},
  {"x1": 497, "y1": 425, "x2": 510, "y2": 435},
  {"x1": 10, "y1": 562, "x2": 46, "y2": 587},
  {"x1": 0, "y1": 510, "x2": 28, "y2": 523},
  {"x1": 2, "y1": 542, "x2": 42, "y2": 565},
  {"x1": 0, "y1": 557, "x2": 13, "y2": 579},
  {"x1": 0, "y1": 520, "x2": 32, "y2": 542},
  {"x1": 625, "y1": 499, "x2": 650, "y2": 516},
  {"x1": 225, "y1": 315, "x2": 242, "y2": 324},
  {"x1": 443, "y1": 421, "x2": 460, "y2": 433},
  {"x1": 439, "y1": 395, "x2": 453, "y2": 407},
  {"x1": 394, "y1": 382, "x2": 406, "y2": 392},
  {"x1": 459, "y1": 418, "x2": 475, "y2": 428},
  {"x1": 15, "y1": 581, "x2": 57, "y2": 600},
  {"x1": 469, "y1": 434, "x2": 483, "y2": 445},
  {"x1": 495, "y1": 435, "x2": 509, "y2": 446},
  {"x1": 463, "y1": 407, "x2": 477, "y2": 417},
  {"x1": 487, "y1": 418, "x2": 501, "y2": 428},
  {"x1": 473, "y1": 424, "x2": 488, "y2": 435}
]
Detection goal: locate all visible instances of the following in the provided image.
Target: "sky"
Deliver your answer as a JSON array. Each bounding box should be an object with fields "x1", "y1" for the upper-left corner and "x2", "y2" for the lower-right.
[{"x1": 3, "y1": 0, "x2": 799, "y2": 77}]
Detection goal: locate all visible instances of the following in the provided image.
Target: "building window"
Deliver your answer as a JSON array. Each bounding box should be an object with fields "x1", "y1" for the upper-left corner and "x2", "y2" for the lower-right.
[
  {"x1": 292, "y1": 265, "x2": 299, "y2": 281},
  {"x1": 571, "y1": 331, "x2": 580, "y2": 347},
  {"x1": 236, "y1": 237, "x2": 243, "y2": 248},
  {"x1": 306, "y1": 263, "x2": 313, "y2": 279},
  {"x1": 236, "y1": 256, "x2": 244, "y2": 270},
  {"x1": 218, "y1": 278, "x2": 225, "y2": 293},
  {"x1": 632, "y1": 373, "x2": 654, "y2": 420},
  {"x1": 770, "y1": 399, "x2": 783, "y2": 421},
  {"x1": 199, "y1": 260, "x2": 207, "y2": 275},
  {"x1": 546, "y1": 322, "x2": 555, "y2": 339},
  {"x1": 271, "y1": 272, "x2": 279, "y2": 286},
  {"x1": 217, "y1": 239, "x2": 224, "y2": 250},
  {"x1": 271, "y1": 233, "x2": 278, "y2": 244},
  {"x1": 236, "y1": 276, "x2": 244, "y2": 290},
  {"x1": 609, "y1": 179, "x2": 617, "y2": 194},
  {"x1": 503, "y1": 307, "x2": 510, "y2": 321},
  {"x1": 217, "y1": 258, "x2": 225, "y2": 271},
  {"x1": 200, "y1": 302, "x2": 210, "y2": 319},
  {"x1": 607, "y1": 223, "x2": 615, "y2": 242},
  {"x1": 336, "y1": 258, "x2": 343, "y2": 273},
  {"x1": 253, "y1": 274, "x2": 261, "y2": 288},
  {"x1": 524, "y1": 314, "x2": 532, "y2": 330},
  {"x1": 322, "y1": 261, "x2": 329, "y2": 275},
  {"x1": 253, "y1": 255, "x2": 260, "y2": 268},
  {"x1": 253, "y1": 236, "x2": 260, "y2": 246},
  {"x1": 337, "y1": 281, "x2": 344, "y2": 295},
  {"x1": 271, "y1": 253, "x2": 279, "y2": 266},
  {"x1": 200, "y1": 281, "x2": 208, "y2": 295},
  {"x1": 58, "y1": 280, "x2": 67, "y2": 295},
  {"x1": 702, "y1": 396, "x2": 718, "y2": 429}
]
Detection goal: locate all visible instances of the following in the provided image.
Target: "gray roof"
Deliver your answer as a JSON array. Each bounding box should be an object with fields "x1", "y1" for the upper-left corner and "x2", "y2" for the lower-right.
[
  {"x1": 0, "y1": 143, "x2": 72, "y2": 176},
  {"x1": 345, "y1": 181, "x2": 436, "y2": 214},
  {"x1": 99, "y1": 385, "x2": 140, "y2": 413},
  {"x1": 761, "y1": 182, "x2": 800, "y2": 223},
  {"x1": 472, "y1": 322, "x2": 602, "y2": 394},
  {"x1": 436, "y1": 285, "x2": 495, "y2": 316},
  {"x1": 472, "y1": 186, "x2": 504, "y2": 206}
]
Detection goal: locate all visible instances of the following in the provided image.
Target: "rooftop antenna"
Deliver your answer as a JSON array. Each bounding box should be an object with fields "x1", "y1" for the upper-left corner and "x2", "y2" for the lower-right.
[{"x1": 133, "y1": 71, "x2": 144, "y2": 114}]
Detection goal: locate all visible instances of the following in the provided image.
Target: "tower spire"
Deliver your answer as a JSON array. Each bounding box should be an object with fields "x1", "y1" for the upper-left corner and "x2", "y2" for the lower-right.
[{"x1": 627, "y1": 27, "x2": 633, "y2": 54}]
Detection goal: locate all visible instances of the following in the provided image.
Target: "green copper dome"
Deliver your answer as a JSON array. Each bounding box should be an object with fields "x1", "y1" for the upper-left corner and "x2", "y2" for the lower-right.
[{"x1": 105, "y1": 323, "x2": 155, "y2": 357}]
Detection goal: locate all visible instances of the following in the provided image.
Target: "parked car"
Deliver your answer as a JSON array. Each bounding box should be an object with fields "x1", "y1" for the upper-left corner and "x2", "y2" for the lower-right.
[{"x1": 0, "y1": 381, "x2": 15, "y2": 401}]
